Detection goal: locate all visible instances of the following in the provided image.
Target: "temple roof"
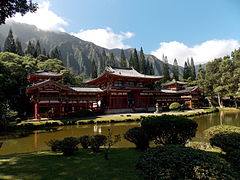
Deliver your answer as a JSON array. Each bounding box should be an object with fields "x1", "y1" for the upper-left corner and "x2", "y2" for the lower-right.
[
  {"x1": 70, "y1": 87, "x2": 103, "y2": 92},
  {"x1": 27, "y1": 79, "x2": 103, "y2": 93},
  {"x1": 161, "y1": 86, "x2": 199, "y2": 94},
  {"x1": 29, "y1": 71, "x2": 63, "y2": 77},
  {"x1": 162, "y1": 80, "x2": 188, "y2": 86},
  {"x1": 105, "y1": 66, "x2": 163, "y2": 79}
]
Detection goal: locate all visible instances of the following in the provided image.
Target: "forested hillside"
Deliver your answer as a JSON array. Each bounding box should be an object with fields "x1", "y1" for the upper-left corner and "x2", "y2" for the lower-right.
[{"x1": 0, "y1": 21, "x2": 178, "y2": 77}]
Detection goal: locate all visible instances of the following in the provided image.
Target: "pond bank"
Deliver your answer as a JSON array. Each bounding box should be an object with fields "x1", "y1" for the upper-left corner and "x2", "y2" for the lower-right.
[{"x1": 15, "y1": 108, "x2": 218, "y2": 128}]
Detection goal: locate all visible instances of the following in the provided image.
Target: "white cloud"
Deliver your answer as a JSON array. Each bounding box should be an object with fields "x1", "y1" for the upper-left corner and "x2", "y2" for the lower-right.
[
  {"x1": 151, "y1": 40, "x2": 240, "y2": 66},
  {"x1": 71, "y1": 28, "x2": 134, "y2": 49},
  {"x1": 8, "y1": 1, "x2": 68, "y2": 32}
]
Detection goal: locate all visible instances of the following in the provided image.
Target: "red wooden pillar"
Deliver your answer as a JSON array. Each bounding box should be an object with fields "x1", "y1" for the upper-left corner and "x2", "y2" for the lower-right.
[
  {"x1": 189, "y1": 99, "x2": 193, "y2": 109},
  {"x1": 34, "y1": 103, "x2": 40, "y2": 119}
]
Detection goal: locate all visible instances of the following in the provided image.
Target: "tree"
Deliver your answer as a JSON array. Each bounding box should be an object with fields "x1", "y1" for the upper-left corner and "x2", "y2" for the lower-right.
[
  {"x1": 162, "y1": 56, "x2": 170, "y2": 81},
  {"x1": 172, "y1": 58, "x2": 179, "y2": 80},
  {"x1": 25, "y1": 41, "x2": 35, "y2": 56},
  {"x1": 50, "y1": 47, "x2": 61, "y2": 60},
  {"x1": 129, "y1": 53, "x2": 134, "y2": 67},
  {"x1": 0, "y1": 0, "x2": 38, "y2": 24},
  {"x1": 91, "y1": 59, "x2": 98, "y2": 79},
  {"x1": 139, "y1": 47, "x2": 146, "y2": 74},
  {"x1": 120, "y1": 49, "x2": 127, "y2": 67},
  {"x1": 34, "y1": 40, "x2": 41, "y2": 57},
  {"x1": 190, "y1": 57, "x2": 196, "y2": 80},
  {"x1": 3, "y1": 29, "x2": 16, "y2": 53},
  {"x1": 15, "y1": 38, "x2": 23, "y2": 56},
  {"x1": 133, "y1": 49, "x2": 140, "y2": 71},
  {"x1": 183, "y1": 61, "x2": 190, "y2": 80},
  {"x1": 109, "y1": 53, "x2": 116, "y2": 66}
]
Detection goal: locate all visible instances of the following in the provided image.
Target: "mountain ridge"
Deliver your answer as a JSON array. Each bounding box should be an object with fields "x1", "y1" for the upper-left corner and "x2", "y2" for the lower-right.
[{"x1": 0, "y1": 21, "x2": 181, "y2": 77}]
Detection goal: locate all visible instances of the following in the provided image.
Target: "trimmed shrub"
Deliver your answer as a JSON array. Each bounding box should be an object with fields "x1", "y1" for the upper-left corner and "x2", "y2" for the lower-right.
[
  {"x1": 141, "y1": 115, "x2": 198, "y2": 145},
  {"x1": 204, "y1": 125, "x2": 240, "y2": 140},
  {"x1": 210, "y1": 132, "x2": 240, "y2": 153},
  {"x1": 124, "y1": 127, "x2": 149, "y2": 150},
  {"x1": 169, "y1": 102, "x2": 181, "y2": 111},
  {"x1": 46, "y1": 139, "x2": 61, "y2": 152},
  {"x1": 136, "y1": 145, "x2": 238, "y2": 180},
  {"x1": 90, "y1": 135, "x2": 107, "y2": 152},
  {"x1": 58, "y1": 137, "x2": 79, "y2": 156},
  {"x1": 79, "y1": 135, "x2": 90, "y2": 149}
]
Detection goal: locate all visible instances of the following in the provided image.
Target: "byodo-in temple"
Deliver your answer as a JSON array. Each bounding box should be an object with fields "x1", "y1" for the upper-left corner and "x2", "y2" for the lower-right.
[{"x1": 26, "y1": 66, "x2": 202, "y2": 119}]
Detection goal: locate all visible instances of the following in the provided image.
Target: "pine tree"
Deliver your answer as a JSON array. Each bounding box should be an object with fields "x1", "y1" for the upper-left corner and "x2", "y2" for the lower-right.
[
  {"x1": 129, "y1": 53, "x2": 134, "y2": 67},
  {"x1": 109, "y1": 53, "x2": 116, "y2": 66},
  {"x1": 146, "y1": 59, "x2": 150, "y2": 75},
  {"x1": 139, "y1": 47, "x2": 146, "y2": 74},
  {"x1": 15, "y1": 38, "x2": 23, "y2": 56},
  {"x1": 25, "y1": 41, "x2": 35, "y2": 56},
  {"x1": 120, "y1": 49, "x2": 127, "y2": 67},
  {"x1": 91, "y1": 59, "x2": 98, "y2": 79},
  {"x1": 162, "y1": 56, "x2": 170, "y2": 81},
  {"x1": 133, "y1": 49, "x2": 140, "y2": 71},
  {"x1": 34, "y1": 40, "x2": 41, "y2": 57},
  {"x1": 172, "y1": 58, "x2": 179, "y2": 81},
  {"x1": 190, "y1": 57, "x2": 196, "y2": 80},
  {"x1": 150, "y1": 63, "x2": 154, "y2": 75},
  {"x1": 183, "y1": 61, "x2": 190, "y2": 79},
  {"x1": 4, "y1": 29, "x2": 16, "y2": 53},
  {"x1": 42, "y1": 48, "x2": 47, "y2": 56},
  {"x1": 50, "y1": 47, "x2": 61, "y2": 60},
  {"x1": 102, "y1": 49, "x2": 108, "y2": 66}
]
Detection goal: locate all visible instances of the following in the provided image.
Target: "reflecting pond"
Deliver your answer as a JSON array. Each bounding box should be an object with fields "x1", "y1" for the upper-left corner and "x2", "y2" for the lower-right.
[{"x1": 0, "y1": 111, "x2": 240, "y2": 155}]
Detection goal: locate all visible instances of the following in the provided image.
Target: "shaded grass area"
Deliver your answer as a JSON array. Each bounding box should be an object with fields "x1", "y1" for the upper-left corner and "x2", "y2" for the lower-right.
[{"x1": 0, "y1": 148, "x2": 142, "y2": 180}]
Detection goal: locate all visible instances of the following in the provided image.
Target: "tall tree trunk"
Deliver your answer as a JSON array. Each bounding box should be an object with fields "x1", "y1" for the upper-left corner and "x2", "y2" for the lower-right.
[
  {"x1": 217, "y1": 93, "x2": 223, "y2": 108},
  {"x1": 206, "y1": 97, "x2": 213, "y2": 107},
  {"x1": 234, "y1": 98, "x2": 238, "y2": 108}
]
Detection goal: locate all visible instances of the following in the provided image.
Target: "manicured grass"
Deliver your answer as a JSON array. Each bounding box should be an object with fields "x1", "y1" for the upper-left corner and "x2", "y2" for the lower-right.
[
  {"x1": 0, "y1": 148, "x2": 142, "y2": 180},
  {"x1": 217, "y1": 107, "x2": 240, "y2": 112}
]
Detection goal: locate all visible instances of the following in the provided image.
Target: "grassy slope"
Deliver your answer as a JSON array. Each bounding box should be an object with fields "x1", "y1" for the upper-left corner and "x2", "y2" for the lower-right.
[{"x1": 0, "y1": 148, "x2": 142, "y2": 180}]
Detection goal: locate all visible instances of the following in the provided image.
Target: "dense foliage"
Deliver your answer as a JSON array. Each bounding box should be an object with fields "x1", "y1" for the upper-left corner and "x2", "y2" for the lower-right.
[
  {"x1": 89, "y1": 135, "x2": 107, "y2": 152},
  {"x1": 47, "y1": 137, "x2": 79, "y2": 156},
  {"x1": 141, "y1": 115, "x2": 198, "y2": 145},
  {"x1": 169, "y1": 102, "x2": 181, "y2": 111},
  {"x1": 210, "y1": 132, "x2": 240, "y2": 153},
  {"x1": 0, "y1": 52, "x2": 82, "y2": 121},
  {"x1": 0, "y1": 0, "x2": 38, "y2": 24},
  {"x1": 79, "y1": 135, "x2": 90, "y2": 149},
  {"x1": 204, "y1": 125, "x2": 240, "y2": 140},
  {"x1": 124, "y1": 127, "x2": 149, "y2": 150},
  {"x1": 197, "y1": 49, "x2": 240, "y2": 107},
  {"x1": 136, "y1": 145, "x2": 237, "y2": 180}
]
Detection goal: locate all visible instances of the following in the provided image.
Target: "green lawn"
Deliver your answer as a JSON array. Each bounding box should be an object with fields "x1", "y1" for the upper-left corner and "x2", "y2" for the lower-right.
[{"x1": 0, "y1": 148, "x2": 142, "y2": 180}]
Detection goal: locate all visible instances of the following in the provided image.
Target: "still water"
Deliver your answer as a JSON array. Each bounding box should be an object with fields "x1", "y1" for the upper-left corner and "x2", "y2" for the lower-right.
[{"x1": 0, "y1": 111, "x2": 240, "y2": 155}]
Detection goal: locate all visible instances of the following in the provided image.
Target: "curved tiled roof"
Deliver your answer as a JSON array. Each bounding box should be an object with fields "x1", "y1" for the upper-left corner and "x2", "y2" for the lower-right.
[
  {"x1": 70, "y1": 87, "x2": 103, "y2": 92},
  {"x1": 162, "y1": 80, "x2": 188, "y2": 86},
  {"x1": 105, "y1": 66, "x2": 163, "y2": 79},
  {"x1": 161, "y1": 86, "x2": 199, "y2": 93}
]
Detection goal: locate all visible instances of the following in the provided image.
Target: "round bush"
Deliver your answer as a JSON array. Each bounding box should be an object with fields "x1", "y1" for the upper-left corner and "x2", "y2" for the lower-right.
[
  {"x1": 79, "y1": 135, "x2": 90, "y2": 149},
  {"x1": 59, "y1": 137, "x2": 79, "y2": 156},
  {"x1": 124, "y1": 127, "x2": 149, "y2": 150},
  {"x1": 141, "y1": 115, "x2": 198, "y2": 145},
  {"x1": 204, "y1": 125, "x2": 240, "y2": 140},
  {"x1": 136, "y1": 145, "x2": 237, "y2": 180},
  {"x1": 90, "y1": 135, "x2": 107, "y2": 152},
  {"x1": 210, "y1": 132, "x2": 240, "y2": 153},
  {"x1": 169, "y1": 102, "x2": 181, "y2": 111},
  {"x1": 46, "y1": 139, "x2": 61, "y2": 152}
]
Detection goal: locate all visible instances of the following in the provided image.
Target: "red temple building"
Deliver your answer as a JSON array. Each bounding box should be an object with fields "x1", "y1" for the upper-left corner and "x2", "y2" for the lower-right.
[
  {"x1": 158, "y1": 80, "x2": 202, "y2": 109},
  {"x1": 27, "y1": 72, "x2": 103, "y2": 119},
  {"x1": 26, "y1": 67, "x2": 202, "y2": 119}
]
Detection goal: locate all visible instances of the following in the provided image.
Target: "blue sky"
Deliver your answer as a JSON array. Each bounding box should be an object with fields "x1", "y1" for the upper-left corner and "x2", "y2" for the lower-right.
[{"x1": 8, "y1": 0, "x2": 240, "y2": 65}]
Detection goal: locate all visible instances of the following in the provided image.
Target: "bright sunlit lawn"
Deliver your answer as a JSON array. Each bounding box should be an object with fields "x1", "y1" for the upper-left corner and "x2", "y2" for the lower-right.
[{"x1": 0, "y1": 148, "x2": 142, "y2": 180}]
